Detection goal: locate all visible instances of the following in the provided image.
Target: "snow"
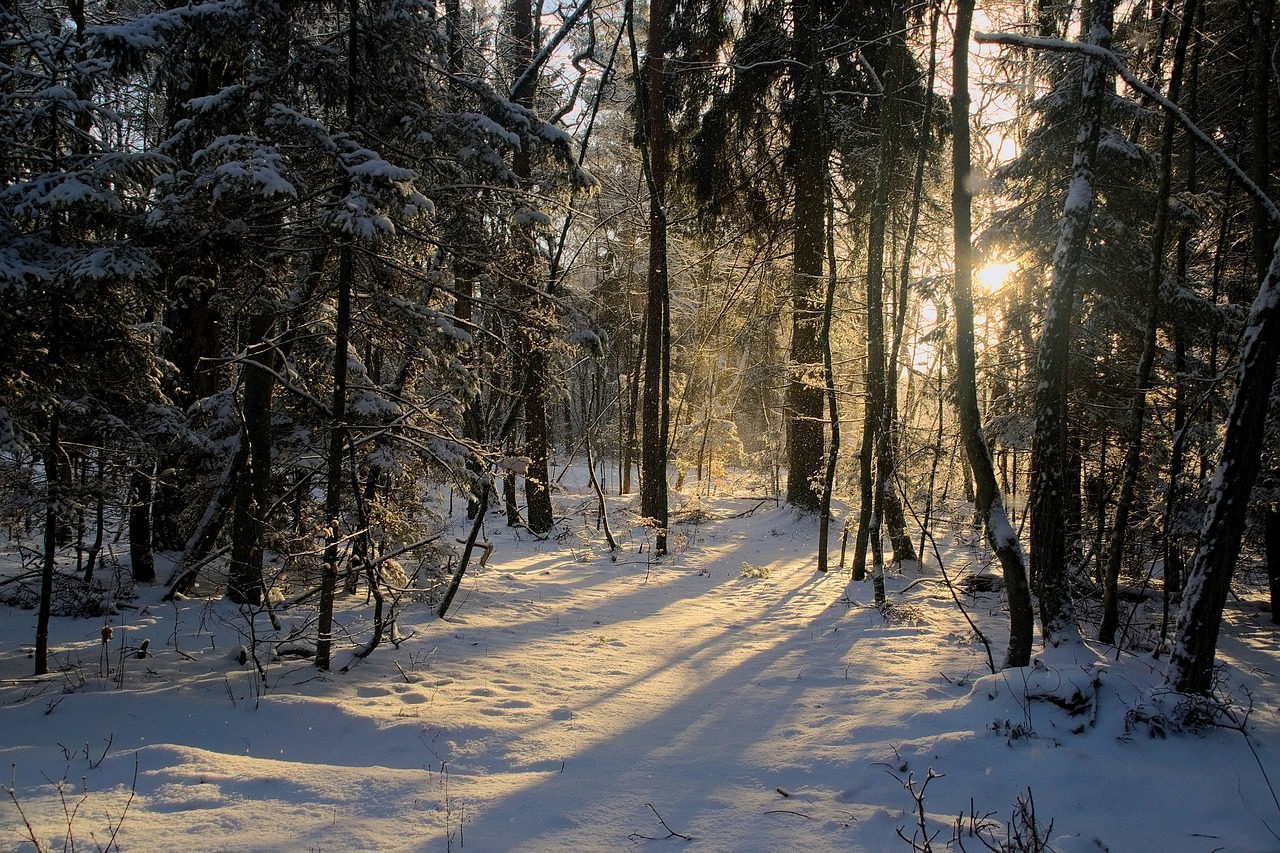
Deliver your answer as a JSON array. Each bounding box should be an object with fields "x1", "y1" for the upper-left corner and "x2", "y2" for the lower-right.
[
  {"x1": 0, "y1": 244, "x2": 42, "y2": 288},
  {"x1": 345, "y1": 150, "x2": 417, "y2": 184},
  {"x1": 195, "y1": 137, "x2": 297, "y2": 201},
  {"x1": 984, "y1": 502, "x2": 1023, "y2": 555},
  {"x1": 456, "y1": 112, "x2": 522, "y2": 150},
  {"x1": 186, "y1": 85, "x2": 247, "y2": 115},
  {"x1": 1061, "y1": 174, "x2": 1093, "y2": 216},
  {"x1": 68, "y1": 247, "x2": 155, "y2": 281},
  {"x1": 2, "y1": 481, "x2": 1278, "y2": 852}
]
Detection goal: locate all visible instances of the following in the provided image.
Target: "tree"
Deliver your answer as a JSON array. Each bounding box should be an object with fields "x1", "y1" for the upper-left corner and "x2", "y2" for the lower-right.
[
  {"x1": 227, "y1": 314, "x2": 279, "y2": 605},
  {"x1": 1, "y1": 0, "x2": 170, "y2": 673},
  {"x1": 1098, "y1": 0, "x2": 1199, "y2": 645},
  {"x1": 1027, "y1": 0, "x2": 1116, "y2": 647},
  {"x1": 952, "y1": 0, "x2": 1034, "y2": 668},
  {"x1": 981, "y1": 0, "x2": 1280, "y2": 685},
  {"x1": 784, "y1": 0, "x2": 828, "y2": 512},
  {"x1": 634, "y1": 0, "x2": 673, "y2": 552},
  {"x1": 1165, "y1": 231, "x2": 1280, "y2": 694}
]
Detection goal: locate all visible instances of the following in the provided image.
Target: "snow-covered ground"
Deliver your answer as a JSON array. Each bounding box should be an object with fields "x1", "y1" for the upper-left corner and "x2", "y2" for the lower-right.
[{"x1": 2, "y1": 479, "x2": 1278, "y2": 852}]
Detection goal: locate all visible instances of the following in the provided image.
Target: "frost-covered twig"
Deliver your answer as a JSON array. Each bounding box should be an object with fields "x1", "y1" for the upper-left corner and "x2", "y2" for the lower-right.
[
  {"x1": 892, "y1": 768, "x2": 944, "y2": 852},
  {"x1": 6, "y1": 768, "x2": 47, "y2": 853}
]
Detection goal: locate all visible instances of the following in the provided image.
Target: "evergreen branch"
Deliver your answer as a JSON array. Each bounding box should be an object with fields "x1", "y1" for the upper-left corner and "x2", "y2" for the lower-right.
[{"x1": 974, "y1": 30, "x2": 1280, "y2": 224}]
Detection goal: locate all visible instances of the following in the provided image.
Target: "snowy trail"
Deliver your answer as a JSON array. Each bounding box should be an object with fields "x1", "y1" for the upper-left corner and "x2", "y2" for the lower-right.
[
  {"x1": 2, "y1": 499, "x2": 1278, "y2": 851},
  {"x1": 401, "y1": 509, "x2": 981, "y2": 851}
]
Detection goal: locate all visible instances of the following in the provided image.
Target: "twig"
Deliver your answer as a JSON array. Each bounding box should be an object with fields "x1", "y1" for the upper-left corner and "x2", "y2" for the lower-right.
[
  {"x1": 1212, "y1": 691, "x2": 1280, "y2": 838},
  {"x1": 89, "y1": 734, "x2": 113, "y2": 770},
  {"x1": 892, "y1": 768, "x2": 944, "y2": 852},
  {"x1": 898, "y1": 492, "x2": 996, "y2": 674},
  {"x1": 96, "y1": 753, "x2": 138, "y2": 852},
  {"x1": 763, "y1": 809, "x2": 815, "y2": 819},
  {"x1": 6, "y1": 770, "x2": 47, "y2": 853},
  {"x1": 394, "y1": 660, "x2": 413, "y2": 684},
  {"x1": 628, "y1": 802, "x2": 694, "y2": 841}
]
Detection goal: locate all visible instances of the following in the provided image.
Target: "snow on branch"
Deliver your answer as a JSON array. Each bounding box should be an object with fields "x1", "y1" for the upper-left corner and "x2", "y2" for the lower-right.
[
  {"x1": 510, "y1": 0, "x2": 596, "y2": 104},
  {"x1": 974, "y1": 30, "x2": 1280, "y2": 225}
]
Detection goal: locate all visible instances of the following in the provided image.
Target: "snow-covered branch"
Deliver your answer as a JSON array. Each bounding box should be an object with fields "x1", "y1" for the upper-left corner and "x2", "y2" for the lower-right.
[
  {"x1": 511, "y1": 0, "x2": 597, "y2": 105},
  {"x1": 974, "y1": 30, "x2": 1280, "y2": 225}
]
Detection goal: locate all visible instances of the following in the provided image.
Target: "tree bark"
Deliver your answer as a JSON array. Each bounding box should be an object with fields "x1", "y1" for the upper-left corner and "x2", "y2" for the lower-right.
[
  {"x1": 510, "y1": 0, "x2": 555, "y2": 536},
  {"x1": 229, "y1": 313, "x2": 278, "y2": 606},
  {"x1": 881, "y1": 1, "x2": 923, "y2": 566},
  {"x1": 1029, "y1": 0, "x2": 1114, "y2": 647},
  {"x1": 523, "y1": 342, "x2": 555, "y2": 534},
  {"x1": 952, "y1": 0, "x2": 1034, "y2": 668},
  {"x1": 1267, "y1": 502, "x2": 1280, "y2": 625},
  {"x1": 622, "y1": 320, "x2": 643, "y2": 495},
  {"x1": 129, "y1": 467, "x2": 155, "y2": 583},
  {"x1": 316, "y1": 237, "x2": 352, "y2": 671},
  {"x1": 317, "y1": 0, "x2": 360, "y2": 670},
  {"x1": 818, "y1": 186, "x2": 840, "y2": 573},
  {"x1": 35, "y1": 293, "x2": 63, "y2": 677},
  {"x1": 1165, "y1": 233, "x2": 1280, "y2": 694},
  {"x1": 1100, "y1": 0, "x2": 1197, "y2": 645},
  {"x1": 638, "y1": 0, "x2": 671, "y2": 553},
  {"x1": 1249, "y1": 0, "x2": 1277, "y2": 627},
  {"x1": 784, "y1": 0, "x2": 827, "y2": 512}
]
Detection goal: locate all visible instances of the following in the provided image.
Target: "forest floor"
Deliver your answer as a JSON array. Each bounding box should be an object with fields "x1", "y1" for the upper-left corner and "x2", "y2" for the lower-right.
[{"x1": 1, "y1": 469, "x2": 1279, "y2": 852}]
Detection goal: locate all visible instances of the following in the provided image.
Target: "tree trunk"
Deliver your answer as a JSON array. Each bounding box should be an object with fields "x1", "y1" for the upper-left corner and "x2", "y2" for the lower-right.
[
  {"x1": 621, "y1": 0, "x2": 673, "y2": 549},
  {"x1": 35, "y1": 293, "x2": 63, "y2": 677},
  {"x1": 1249, "y1": 0, "x2": 1276, "y2": 626},
  {"x1": 882, "y1": 2, "x2": 932, "y2": 567},
  {"x1": 863, "y1": 1, "x2": 910, "y2": 596},
  {"x1": 638, "y1": 0, "x2": 671, "y2": 553},
  {"x1": 1266, "y1": 502, "x2": 1280, "y2": 626},
  {"x1": 1029, "y1": 0, "x2": 1113, "y2": 647},
  {"x1": 1100, "y1": 0, "x2": 1197, "y2": 645},
  {"x1": 1162, "y1": 335, "x2": 1187, "y2": 603},
  {"x1": 316, "y1": 238, "x2": 353, "y2": 670},
  {"x1": 622, "y1": 321, "x2": 643, "y2": 495},
  {"x1": 952, "y1": 0, "x2": 1034, "y2": 668},
  {"x1": 129, "y1": 466, "x2": 155, "y2": 583},
  {"x1": 857, "y1": 1, "x2": 912, "y2": 582},
  {"x1": 1164, "y1": 0, "x2": 1276, "y2": 690},
  {"x1": 510, "y1": 0, "x2": 555, "y2": 536},
  {"x1": 316, "y1": 0, "x2": 360, "y2": 669},
  {"x1": 818, "y1": 186, "x2": 840, "y2": 573},
  {"x1": 228, "y1": 313, "x2": 278, "y2": 606},
  {"x1": 784, "y1": 0, "x2": 827, "y2": 512},
  {"x1": 1165, "y1": 233, "x2": 1280, "y2": 694},
  {"x1": 504, "y1": 433, "x2": 522, "y2": 525},
  {"x1": 1248, "y1": 0, "x2": 1274, "y2": 282},
  {"x1": 852, "y1": 388, "x2": 874, "y2": 579},
  {"x1": 523, "y1": 343, "x2": 555, "y2": 534},
  {"x1": 82, "y1": 453, "x2": 105, "y2": 584}
]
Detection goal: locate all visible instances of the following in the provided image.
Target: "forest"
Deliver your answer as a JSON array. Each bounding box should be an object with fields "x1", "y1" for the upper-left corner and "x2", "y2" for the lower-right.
[{"x1": 2, "y1": 0, "x2": 1280, "y2": 708}]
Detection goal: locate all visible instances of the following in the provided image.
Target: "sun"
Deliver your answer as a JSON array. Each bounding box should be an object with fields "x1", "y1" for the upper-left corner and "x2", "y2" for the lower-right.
[{"x1": 976, "y1": 261, "x2": 1017, "y2": 292}]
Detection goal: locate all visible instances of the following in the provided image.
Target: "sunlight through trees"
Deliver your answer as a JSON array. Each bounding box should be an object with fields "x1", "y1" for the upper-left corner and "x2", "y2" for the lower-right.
[{"x1": 0, "y1": 0, "x2": 1277, "y2": 702}]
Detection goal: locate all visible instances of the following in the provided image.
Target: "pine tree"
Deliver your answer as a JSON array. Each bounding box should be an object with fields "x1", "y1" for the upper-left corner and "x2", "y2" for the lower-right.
[{"x1": 0, "y1": 0, "x2": 171, "y2": 673}]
